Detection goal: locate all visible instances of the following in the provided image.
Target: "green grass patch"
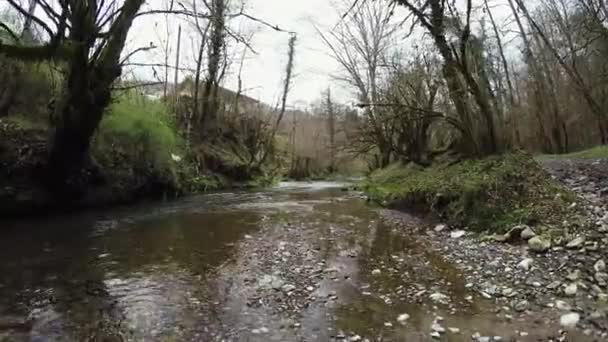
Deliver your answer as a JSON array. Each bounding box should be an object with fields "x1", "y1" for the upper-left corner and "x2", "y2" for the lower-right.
[
  {"x1": 363, "y1": 152, "x2": 585, "y2": 233},
  {"x1": 537, "y1": 145, "x2": 608, "y2": 160},
  {"x1": 93, "y1": 92, "x2": 184, "y2": 184}
]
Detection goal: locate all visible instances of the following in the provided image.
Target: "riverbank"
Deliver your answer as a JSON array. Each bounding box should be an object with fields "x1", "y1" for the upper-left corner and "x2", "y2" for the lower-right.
[
  {"x1": 362, "y1": 152, "x2": 608, "y2": 338},
  {"x1": 0, "y1": 114, "x2": 276, "y2": 218},
  {"x1": 0, "y1": 181, "x2": 598, "y2": 341}
]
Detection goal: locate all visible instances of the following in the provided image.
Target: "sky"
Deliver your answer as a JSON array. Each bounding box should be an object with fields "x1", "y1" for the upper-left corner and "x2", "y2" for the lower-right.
[{"x1": 126, "y1": 0, "x2": 353, "y2": 110}]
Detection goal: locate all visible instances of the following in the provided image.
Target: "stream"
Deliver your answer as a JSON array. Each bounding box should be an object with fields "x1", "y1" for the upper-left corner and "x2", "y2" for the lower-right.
[{"x1": 0, "y1": 182, "x2": 589, "y2": 341}]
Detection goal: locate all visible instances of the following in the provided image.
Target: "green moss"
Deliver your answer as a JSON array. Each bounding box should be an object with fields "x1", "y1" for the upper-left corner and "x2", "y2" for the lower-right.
[
  {"x1": 363, "y1": 152, "x2": 583, "y2": 233},
  {"x1": 537, "y1": 145, "x2": 608, "y2": 160}
]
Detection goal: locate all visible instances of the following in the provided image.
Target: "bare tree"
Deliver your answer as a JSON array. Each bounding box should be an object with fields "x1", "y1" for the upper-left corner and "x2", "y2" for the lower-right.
[{"x1": 318, "y1": 0, "x2": 398, "y2": 166}]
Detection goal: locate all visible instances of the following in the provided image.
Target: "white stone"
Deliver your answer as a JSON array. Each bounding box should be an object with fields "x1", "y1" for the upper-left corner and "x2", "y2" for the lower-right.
[
  {"x1": 434, "y1": 224, "x2": 447, "y2": 232},
  {"x1": 560, "y1": 312, "x2": 580, "y2": 329},
  {"x1": 566, "y1": 236, "x2": 585, "y2": 249},
  {"x1": 431, "y1": 322, "x2": 445, "y2": 333},
  {"x1": 555, "y1": 300, "x2": 572, "y2": 311},
  {"x1": 397, "y1": 313, "x2": 410, "y2": 324},
  {"x1": 520, "y1": 227, "x2": 536, "y2": 240},
  {"x1": 517, "y1": 258, "x2": 533, "y2": 271},
  {"x1": 564, "y1": 283, "x2": 578, "y2": 296},
  {"x1": 371, "y1": 269, "x2": 381, "y2": 276},
  {"x1": 282, "y1": 284, "x2": 296, "y2": 292},
  {"x1": 450, "y1": 230, "x2": 466, "y2": 238},
  {"x1": 595, "y1": 260, "x2": 606, "y2": 273},
  {"x1": 430, "y1": 292, "x2": 449, "y2": 304},
  {"x1": 448, "y1": 327, "x2": 460, "y2": 334}
]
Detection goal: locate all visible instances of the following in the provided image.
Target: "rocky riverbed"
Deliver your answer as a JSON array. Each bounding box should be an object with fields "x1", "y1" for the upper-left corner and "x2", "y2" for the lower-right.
[
  {"x1": 373, "y1": 158, "x2": 608, "y2": 341},
  {"x1": 0, "y1": 178, "x2": 606, "y2": 341}
]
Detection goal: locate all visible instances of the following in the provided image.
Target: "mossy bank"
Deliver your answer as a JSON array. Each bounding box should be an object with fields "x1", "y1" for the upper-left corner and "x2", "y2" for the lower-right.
[
  {"x1": 362, "y1": 152, "x2": 588, "y2": 234},
  {"x1": 0, "y1": 92, "x2": 278, "y2": 217}
]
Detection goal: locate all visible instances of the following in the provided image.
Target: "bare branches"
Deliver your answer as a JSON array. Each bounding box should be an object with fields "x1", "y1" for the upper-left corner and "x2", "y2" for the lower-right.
[
  {"x1": 0, "y1": 22, "x2": 20, "y2": 42},
  {"x1": 5, "y1": 0, "x2": 55, "y2": 38}
]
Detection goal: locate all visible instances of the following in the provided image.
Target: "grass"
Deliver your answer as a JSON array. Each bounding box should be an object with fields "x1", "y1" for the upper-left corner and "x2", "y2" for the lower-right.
[
  {"x1": 537, "y1": 145, "x2": 608, "y2": 160},
  {"x1": 363, "y1": 152, "x2": 586, "y2": 234},
  {"x1": 93, "y1": 91, "x2": 185, "y2": 185}
]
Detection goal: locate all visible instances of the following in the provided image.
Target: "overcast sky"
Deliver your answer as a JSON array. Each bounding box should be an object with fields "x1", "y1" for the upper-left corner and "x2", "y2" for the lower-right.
[{"x1": 126, "y1": 0, "x2": 353, "y2": 110}]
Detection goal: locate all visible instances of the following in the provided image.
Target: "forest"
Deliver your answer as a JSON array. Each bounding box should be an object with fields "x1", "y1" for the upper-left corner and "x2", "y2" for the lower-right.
[
  {"x1": 0, "y1": 0, "x2": 607, "y2": 213},
  {"x1": 2, "y1": 1, "x2": 608, "y2": 340}
]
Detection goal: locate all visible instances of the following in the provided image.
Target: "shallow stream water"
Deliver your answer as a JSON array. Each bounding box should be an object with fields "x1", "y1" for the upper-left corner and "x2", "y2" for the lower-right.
[{"x1": 0, "y1": 182, "x2": 587, "y2": 341}]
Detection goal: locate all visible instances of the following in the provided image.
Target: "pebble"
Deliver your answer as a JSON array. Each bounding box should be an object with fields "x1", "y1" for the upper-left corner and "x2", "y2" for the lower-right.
[
  {"x1": 397, "y1": 313, "x2": 410, "y2": 324},
  {"x1": 595, "y1": 260, "x2": 606, "y2": 272},
  {"x1": 560, "y1": 312, "x2": 580, "y2": 329},
  {"x1": 517, "y1": 258, "x2": 533, "y2": 270},
  {"x1": 434, "y1": 224, "x2": 447, "y2": 232},
  {"x1": 371, "y1": 269, "x2": 381, "y2": 276},
  {"x1": 520, "y1": 227, "x2": 536, "y2": 240},
  {"x1": 564, "y1": 283, "x2": 577, "y2": 296},
  {"x1": 448, "y1": 327, "x2": 460, "y2": 334},
  {"x1": 566, "y1": 236, "x2": 585, "y2": 249},
  {"x1": 431, "y1": 322, "x2": 445, "y2": 333},
  {"x1": 450, "y1": 230, "x2": 466, "y2": 238},
  {"x1": 555, "y1": 300, "x2": 572, "y2": 311},
  {"x1": 528, "y1": 236, "x2": 551, "y2": 252}
]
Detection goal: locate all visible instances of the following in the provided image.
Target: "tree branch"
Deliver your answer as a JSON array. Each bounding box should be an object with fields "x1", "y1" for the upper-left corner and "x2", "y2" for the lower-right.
[{"x1": 5, "y1": 0, "x2": 56, "y2": 38}]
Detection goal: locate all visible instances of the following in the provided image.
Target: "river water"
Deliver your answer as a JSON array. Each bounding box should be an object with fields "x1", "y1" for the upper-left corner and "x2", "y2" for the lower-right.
[{"x1": 0, "y1": 182, "x2": 587, "y2": 341}]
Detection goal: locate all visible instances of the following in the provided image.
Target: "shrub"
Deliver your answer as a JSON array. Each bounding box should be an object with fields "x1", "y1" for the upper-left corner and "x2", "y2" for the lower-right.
[
  {"x1": 363, "y1": 152, "x2": 585, "y2": 233},
  {"x1": 94, "y1": 92, "x2": 184, "y2": 183}
]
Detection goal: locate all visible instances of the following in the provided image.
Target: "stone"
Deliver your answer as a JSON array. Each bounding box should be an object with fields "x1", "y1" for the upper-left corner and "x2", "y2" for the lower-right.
[
  {"x1": 430, "y1": 331, "x2": 441, "y2": 339},
  {"x1": 595, "y1": 260, "x2": 606, "y2": 273},
  {"x1": 547, "y1": 280, "x2": 562, "y2": 290},
  {"x1": 397, "y1": 313, "x2": 410, "y2": 324},
  {"x1": 517, "y1": 258, "x2": 533, "y2": 271},
  {"x1": 514, "y1": 300, "x2": 529, "y2": 312},
  {"x1": 448, "y1": 327, "x2": 460, "y2": 334},
  {"x1": 477, "y1": 337, "x2": 491, "y2": 342},
  {"x1": 282, "y1": 284, "x2": 296, "y2": 292},
  {"x1": 566, "y1": 236, "x2": 585, "y2": 249},
  {"x1": 564, "y1": 283, "x2": 578, "y2": 296},
  {"x1": 349, "y1": 336, "x2": 362, "y2": 342},
  {"x1": 371, "y1": 269, "x2": 381, "y2": 276},
  {"x1": 431, "y1": 322, "x2": 445, "y2": 333},
  {"x1": 598, "y1": 293, "x2": 608, "y2": 302},
  {"x1": 434, "y1": 224, "x2": 447, "y2": 232},
  {"x1": 451, "y1": 230, "x2": 466, "y2": 239},
  {"x1": 555, "y1": 300, "x2": 572, "y2": 311},
  {"x1": 520, "y1": 227, "x2": 537, "y2": 240},
  {"x1": 559, "y1": 312, "x2": 580, "y2": 329},
  {"x1": 430, "y1": 292, "x2": 449, "y2": 304},
  {"x1": 595, "y1": 272, "x2": 608, "y2": 286},
  {"x1": 528, "y1": 236, "x2": 551, "y2": 252}
]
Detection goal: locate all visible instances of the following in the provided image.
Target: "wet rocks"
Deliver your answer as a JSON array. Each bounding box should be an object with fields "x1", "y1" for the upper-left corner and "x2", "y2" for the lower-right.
[
  {"x1": 450, "y1": 230, "x2": 466, "y2": 239},
  {"x1": 434, "y1": 224, "x2": 447, "y2": 232},
  {"x1": 281, "y1": 284, "x2": 296, "y2": 293},
  {"x1": 564, "y1": 283, "x2": 578, "y2": 296},
  {"x1": 560, "y1": 312, "x2": 580, "y2": 329},
  {"x1": 517, "y1": 258, "x2": 533, "y2": 271},
  {"x1": 528, "y1": 236, "x2": 551, "y2": 252},
  {"x1": 396, "y1": 313, "x2": 410, "y2": 325},
  {"x1": 429, "y1": 292, "x2": 449, "y2": 304},
  {"x1": 514, "y1": 300, "x2": 529, "y2": 312},
  {"x1": 566, "y1": 236, "x2": 585, "y2": 249},
  {"x1": 594, "y1": 259, "x2": 606, "y2": 273},
  {"x1": 520, "y1": 226, "x2": 537, "y2": 240}
]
